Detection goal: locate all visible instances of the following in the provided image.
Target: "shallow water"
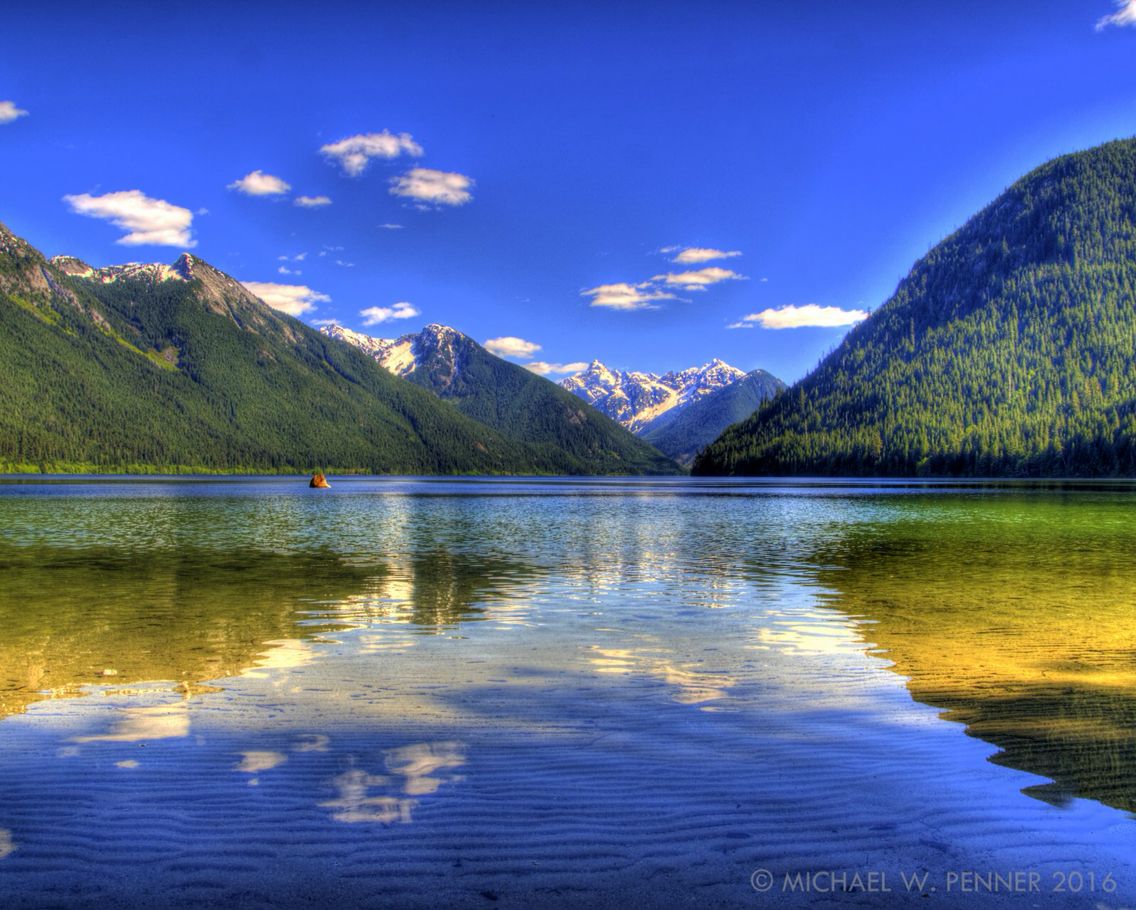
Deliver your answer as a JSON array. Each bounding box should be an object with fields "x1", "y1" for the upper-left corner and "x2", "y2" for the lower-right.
[{"x1": 0, "y1": 476, "x2": 1133, "y2": 908}]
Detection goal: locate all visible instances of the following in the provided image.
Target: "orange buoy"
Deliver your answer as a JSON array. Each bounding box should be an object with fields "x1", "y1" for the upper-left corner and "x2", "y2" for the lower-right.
[{"x1": 309, "y1": 473, "x2": 331, "y2": 489}]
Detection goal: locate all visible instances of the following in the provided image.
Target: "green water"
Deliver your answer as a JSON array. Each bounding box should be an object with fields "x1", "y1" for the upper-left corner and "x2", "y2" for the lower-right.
[{"x1": 0, "y1": 477, "x2": 1132, "y2": 908}]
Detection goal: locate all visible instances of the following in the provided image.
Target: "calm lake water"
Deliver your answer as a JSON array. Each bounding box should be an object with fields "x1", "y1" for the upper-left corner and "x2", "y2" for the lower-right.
[{"x1": 0, "y1": 476, "x2": 1133, "y2": 909}]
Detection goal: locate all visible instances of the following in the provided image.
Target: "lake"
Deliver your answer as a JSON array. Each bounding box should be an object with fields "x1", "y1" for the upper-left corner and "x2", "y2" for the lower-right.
[{"x1": 0, "y1": 476, "x2": 1133, "y2": 909}]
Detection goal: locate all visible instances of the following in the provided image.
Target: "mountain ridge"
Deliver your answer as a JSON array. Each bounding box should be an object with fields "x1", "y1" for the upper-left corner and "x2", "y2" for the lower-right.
[
  {"x1": 0, "y1": 222, "x2": 670, "y2": 475},
  {"x1": 321, "y1": 322, "x2": 681, "y2": 475},
  {"x1": 695, "y1": 137, "x2": 1136, "y2": 477},
  {"x1": 560, "y1": 358, "x2": 747, "y2": 432}
]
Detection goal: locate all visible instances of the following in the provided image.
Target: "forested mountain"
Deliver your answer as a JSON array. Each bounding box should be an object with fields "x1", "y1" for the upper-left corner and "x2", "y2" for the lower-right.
[
  {"x1": 641, "y1": 369, "x2": 784, "y2": 466},
  {"x1": 695, "y1": 138, "x2": 1136, "y2": 477},
  {"x1": 0, "y1": 222, "x2": 669, "y2": 474},
  {"x1": 321, "y1": 323, "x2": 680, "y2": 475}
]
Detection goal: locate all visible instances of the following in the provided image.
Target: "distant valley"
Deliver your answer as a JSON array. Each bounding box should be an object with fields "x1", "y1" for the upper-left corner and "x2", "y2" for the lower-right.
[{"x1": 558, "y1": 359, "x2": 784, "y2": 465}]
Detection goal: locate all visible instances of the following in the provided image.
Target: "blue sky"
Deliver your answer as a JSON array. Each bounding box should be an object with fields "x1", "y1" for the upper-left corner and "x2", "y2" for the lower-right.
[{"x1": 2, "y1": 0, "x2": 1136, "y2": 382}]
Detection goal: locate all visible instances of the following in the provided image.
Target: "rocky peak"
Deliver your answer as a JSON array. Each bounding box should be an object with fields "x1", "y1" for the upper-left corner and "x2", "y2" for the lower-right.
[
  {"x1": 560, "y1": 356, "x2": 747, "y2": 433},
  {"x1": 48, "y1": 255, "x2": 95, "y2": 277}
]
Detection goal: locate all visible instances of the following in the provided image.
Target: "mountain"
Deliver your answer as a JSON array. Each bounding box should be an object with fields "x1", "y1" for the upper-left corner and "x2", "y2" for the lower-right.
[
  {"x1": 0, "y1": 221, "x2": 640, "y2": 475},
  {"x1": 320, "y1": 323, "x2": 680, "y2": 475},
  {"x1": 695, "y1": 138, "x2": 1136, "y2": 477},
  {"x1": 640, "y1": 369, "x2": 785, "y2": 466},
  {"x1": 560, "y1": 359, "x2": 747, "y2": 432}
]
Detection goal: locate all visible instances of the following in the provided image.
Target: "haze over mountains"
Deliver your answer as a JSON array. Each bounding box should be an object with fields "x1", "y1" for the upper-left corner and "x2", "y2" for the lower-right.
[
  {"x1": 0, "y1": 222, "x2": 679, "y2": 475},
  {"x1": 696, "y1": 138, "x2": 1136, "y2": 478}
]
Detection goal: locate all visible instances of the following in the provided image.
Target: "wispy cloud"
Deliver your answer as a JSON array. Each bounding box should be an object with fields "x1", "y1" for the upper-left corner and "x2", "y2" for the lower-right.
[
  {"x1": 379, "y1": 223, "x2": 403, "y2": 230},
  {"x1": 361, "y1": 302, "x2": 419, "y2": 325},
  {"x1": 1097, "y1": 0, "x2": 1136, "y2": 29},
  {"x1": 657, "y1": 267, "x2": 745, "y2": 290},
  {"x1": 581, "y1": 281, "x2": 677, "y2": 311},
  {"x1": 277, "y1": 266, "x2": 301, "y2": 276},
  {"x1": 227, "y1": 170, "x2": 291, "y2": 197},
  {"x1": 278, "y1": 252, "x2": 307, "y2": 262},
  {"x1": 390, "y1": 168, "x2": 473, "y2": 206},
  {"x1": 63, "y1": 190, "x2": 196, "y2": 247},
  {"x1": 668, "y1": 247, "x2": 742, "y2": 265},
  {"x1": 295, "y1": 195, "x2": 332, "y2": 208},
  {"x1": 484, "y1": 336, "x2": 542, "y2": 358},
  {"x1": 524, "y1": 361, "x2": 589, "y2": 376},
  {"x1": 0, "y1": 100, "x2": 28, "y2": 124},
  {"x1": 242, "y1": 281, "x2": 330, "y2": 317},
  {"x1": 321, "y1": 131, "x2": 423, "y2": 177},
  {"x1": 729, "y1": 304, "x2": 869, "y2": 330}
]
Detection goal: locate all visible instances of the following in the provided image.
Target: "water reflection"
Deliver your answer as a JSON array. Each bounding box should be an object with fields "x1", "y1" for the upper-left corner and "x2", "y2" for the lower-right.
[
  {"x1": 589, "y1": 646, "x2": 736, "y2": 705},
  {"x1": 812, "y1": 495, "x2": 1136, "y2": 813},
  {"x1": 0, "y1": 828, "x2": 14, "y2": 859},
  {"x1": 71, "y1": 704, "x2": 190, "y2": 744},
  {"x1": 321, "y1": 742, "x2": 466, "y2": 824},
  {"x1": 0, "y1": 547, "x2": 376, "y2": 719},
  {"x1": 235, "y1": 751, "x2": 288, "y2": 773},
  {"x1": 324, "y1": 551, "x2": 540, "y2": 631}
]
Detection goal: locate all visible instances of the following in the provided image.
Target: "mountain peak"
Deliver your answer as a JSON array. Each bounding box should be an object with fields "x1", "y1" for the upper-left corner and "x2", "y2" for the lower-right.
[
  {"x1": 560, "y1": 357, "x2": 747, "y2": 432},
  {"x1": 49, "y1": 255, "x2": 95, "y2": 277}
]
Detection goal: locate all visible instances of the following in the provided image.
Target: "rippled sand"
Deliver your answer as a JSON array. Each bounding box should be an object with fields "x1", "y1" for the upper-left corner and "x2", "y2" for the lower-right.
[{"x1": 0, "y1": 477, "x2": 1132, "y2": 908}]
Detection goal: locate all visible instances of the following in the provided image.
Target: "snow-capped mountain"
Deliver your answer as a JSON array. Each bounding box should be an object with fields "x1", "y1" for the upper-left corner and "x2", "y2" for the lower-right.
[
  {"x1": 47, "y1": 252, "x2": 287, "y2": 332},
  {"x1": 320, "y1": 322, "x2": 463, "y2": 383},
  {"x1": 317, "y1": 321, "x2": 680, "y2": 473},
  {"x1": 50, "y1": 255, "x2": 193, "y2": 284},
  {"x1": 559, "y1": 359, "x2": 746, "y2": 433}
]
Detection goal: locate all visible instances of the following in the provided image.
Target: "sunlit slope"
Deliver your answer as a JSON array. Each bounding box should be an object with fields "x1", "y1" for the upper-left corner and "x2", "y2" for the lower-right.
[
  {"x1": 0, "y1": 222, "x2": 599, "y2": 474},
  {"x1": 696, "y1": 139, "x2": 1136, "y2": 476}
]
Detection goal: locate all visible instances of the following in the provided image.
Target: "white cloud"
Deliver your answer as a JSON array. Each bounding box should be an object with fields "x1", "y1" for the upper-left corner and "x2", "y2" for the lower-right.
[
  {"x1": 361, "y1": 302, "x2": 419, "y2": 325},
  {"x1": 242, "y1": 281, "x2": 330, "y2": 317},
  {"x1": 581, "y1": 281, "x2": 676, "y2": 311},
  {"x1": 484, "y1": 336, "x2": 542, "y2": 358},
  {"x1": 1097, "y1": 0, "x2": 1136, "y2": 29},
  {"x1": 321, "y1": 131, "x2": 424, "y2": 176},
  {"x1": 669, "y1": 247, "x2": 742, "y2": 264},
  {"x1": 63, "y1": 190, "x2": 196, "y2": 247},
  {"x1": 295, "y1": 195, "x2": 332, "y2": 208},
  {"x1": 524, "y1": 361, "x2": 589, "y2": 376},
  {"x1": 227, "y1": 170, "x2": 291, "y2": 196},
  {"x1": 658, "y1": 267, "x2": 745, "y2": 290},
  {"x1": 0, "y1": 100, "x2": 28, "y2": 124},
  {"x1": 729, "y1": 304, "x2": 869, "y2": 330},
  {"x1": 390, "y1": 168, "x2": 473, "y2": 206},
  {"x1": 311, "y1": 318, "x2": 340, "y2": 326},
  {"x1": 278, "y1": 252, "x2": 307, "y2": 262},
  {"x1": 277, "y1": 265, "x2": 301, "y2": 275},
  {"x1": 379, "y1": 223, "x2": 403, "y2": 230}
]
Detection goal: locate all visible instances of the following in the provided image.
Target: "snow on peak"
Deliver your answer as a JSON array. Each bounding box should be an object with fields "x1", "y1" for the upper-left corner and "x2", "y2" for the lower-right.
[
  {"x1": 59, "y1": 258, "x2": 190, "y2": 285},
  {"x1": 559, "y1": 357, "x2": 745, "y2": 432},
  {"x1": 320, "y1": 322, "x2": 467, "y2": 379}
]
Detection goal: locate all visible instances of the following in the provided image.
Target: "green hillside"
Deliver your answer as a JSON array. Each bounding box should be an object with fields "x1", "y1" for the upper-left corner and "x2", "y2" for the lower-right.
[
  {"x1": 695, "y1": 138, "x2": 1136, "y2": 477},
  {"x1": 640, "y1": 369, "x2": 784, "y2": 466},
  {"x1": 0, "y1": 221, "x2": 622, "y2": 475}
]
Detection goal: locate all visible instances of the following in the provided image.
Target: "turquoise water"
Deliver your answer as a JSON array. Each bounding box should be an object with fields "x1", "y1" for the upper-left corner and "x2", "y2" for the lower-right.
[{"x1": 0, "y1": 476, "x2": 1132, "y2": 909}]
